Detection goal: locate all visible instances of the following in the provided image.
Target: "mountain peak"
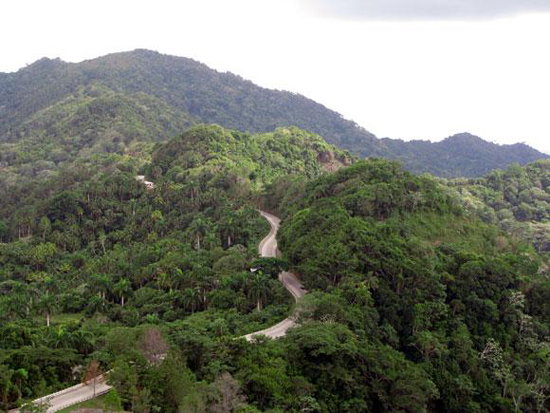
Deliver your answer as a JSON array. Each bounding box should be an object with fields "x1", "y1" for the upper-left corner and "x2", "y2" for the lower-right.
[
  {"x1": 21, "y1": 57, "x2": 66, "y2": 72},
  {"x1": 98, "y1": 48, "x2": 164, "y2": 61},
  {"x1": 445, "y1": 132, "x2": 486, "y2": 144}
]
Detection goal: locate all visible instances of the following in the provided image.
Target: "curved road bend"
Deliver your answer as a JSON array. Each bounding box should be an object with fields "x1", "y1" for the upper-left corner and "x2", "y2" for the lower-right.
[
  {"x1": 10, "y1": 210, "x2": 303, "y2": 411},
  {"x1": 244, "y1": 211, "x2": 307, "y2": 341}
]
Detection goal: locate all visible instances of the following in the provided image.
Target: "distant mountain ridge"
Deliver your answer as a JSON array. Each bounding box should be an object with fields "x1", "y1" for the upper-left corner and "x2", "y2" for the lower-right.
[
  {"x1": 0, "y1": 50, "x2": 378, "y2": 146},
  {"x1": 378, "y1": 133, "x2": 548, "y2": 178},
  {"x1": 0, "y1": 49, "x2": 547, "y2": 179}
]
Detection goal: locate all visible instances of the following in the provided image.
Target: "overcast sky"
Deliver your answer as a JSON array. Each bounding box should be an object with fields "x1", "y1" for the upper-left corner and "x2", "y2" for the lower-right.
[{"x1": 1, "y1": 0, "x2": 549, "y2": 154}]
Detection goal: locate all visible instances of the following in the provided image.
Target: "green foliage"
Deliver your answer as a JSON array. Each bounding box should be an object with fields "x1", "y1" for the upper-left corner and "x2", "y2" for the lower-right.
[
  {"x1": 0, "y1": 81, "x2": 188, "y2": 188},
  {"x1": 0, "y1": 50, "x2": 367, "y2": 188},
  {"x1": 377, "y1": 133, "x2": 548, "y2": 178},
  {"x1": 447, "y1": 159, "x2": 550, "y2": 252},
  {"x1": 150, "y1": 124, "x2": 353, "y2": 190},
  {"x1": 271, "y1": 158, "x2": 549, "y2": 411},
  {"x1": 3, "y1": 50, "x2": 545, "y2": 186},
  {"x1": 0, "y1": 115, "x2": 548, "y2": 412},
  {"x1": 0, "y1": 124, "x2": 342, "y2": 411},
  {"x1": 19, "y1": 399, "x2": 50, "y2": 413}
]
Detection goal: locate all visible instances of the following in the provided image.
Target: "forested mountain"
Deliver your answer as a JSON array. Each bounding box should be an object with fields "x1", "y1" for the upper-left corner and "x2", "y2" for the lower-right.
[
  {"x1": 0, "y1": 50, "x2": 374, "y2": 187},
  {"x1": 379, "y1": 133, "x2": 548, "y2": 178},
  {"x1": 0, "y1": 125, "x2": 351, "y2": 235},
  {"x1": 446, "y1": 159, "x2": 550, "y2": 252},
  {"x1": 0, "y1": 51, "x2": 376, "y2": 146},
  {"x1": 1, "y1": 47, "x2": 548, "y2": 413},
  {"x1": 268, "y1": 160, "x2": 549, "y2": 411},
  {"x1": 0, "y1": 125, "x2": 347, "y2": 411},
  {"x1": 0, "y1": 123, "x2": 548, "y2": 412},
  {"x1": 1, "y1": 49, "x2": 546, "y2": 183},
  {"x1": 149, "y1": 125, "x2": 352, "y2": 186}
]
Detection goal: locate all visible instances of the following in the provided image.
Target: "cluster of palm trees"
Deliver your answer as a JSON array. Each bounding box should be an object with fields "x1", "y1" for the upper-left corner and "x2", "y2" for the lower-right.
[
  {"x1": 83, "y1": 253, "x2": 276, "y2": 319},
  {"x1": 1, "y1": 255, "x2": 281, "y2": 336},
  {"x1": 221, "y1": 270, "x2": 275, "y2": 313},
  {"x1": 0, "y1": 276, "x2": 60, "y2": 327},
  {"x1": 150, "y1": 258, "x2": 274, "y2": 314},
  {"x1": 43, "y1": 326, "x2": 96, "y2": 354},
  {"x1": 0, "y1": 168, "x2": 276, "y2": 329}
]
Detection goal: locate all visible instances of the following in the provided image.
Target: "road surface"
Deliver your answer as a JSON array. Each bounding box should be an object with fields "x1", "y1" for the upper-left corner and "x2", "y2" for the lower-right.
[
  {"x1": 11, "y1": 210, "x2": 302, "y2": 411},
  {"x1": 9, "y1": 376, "x2": 111, "y2": 413},
  {"x1": 244, "y1": 211, "x2": 306, "y2": 341}
]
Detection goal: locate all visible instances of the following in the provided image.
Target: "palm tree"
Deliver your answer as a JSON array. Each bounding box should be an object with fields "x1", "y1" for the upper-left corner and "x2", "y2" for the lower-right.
[
  {"x1": 189, "y1": 262, "x2": 214, "y2": 306},
  {"x1": 71, "y1": 329, "x2": 96, "y2": 355},
  {"x1": 0, "y1": 365, "x2": 14, "y2": 411},
  {"x1": 113, "y1": 278, "x2": 132, "y2": 307},
  {"x1": 128, "y1": 198, "x2": 138, "y2": 217},
  {"x1": 186, "y1": 180, "x2": 200, "y2": 207},
  {"x1": 47, "y1": 326, "x2": 70, "y2": 349},
  {"x1": 13, "y1": 368, "x2": 28, "y2": 404},
  {"x1": 228, "y1": 271, "x2": 249, "y2": 293},
  {"x1": 156, "y1": 272, "x2": 175, "y2": 292},
  {"x1": 87, "y1": 295, "x2": 108, "y2": 315},
  {"x1": 172, "y1": 268, "x2": 187, "y2": 291},
  {"x1": 182, "y1": 288, "x2": 200, "y2": 313},
  {"x1": 38, "y1": 292, "x2": 57, "y2": 327},
  {"x1": 98, "y1": 231, "x2": 107, "y2": 254},
  {"x1": 188, "y1": 217, "x2": 209, "y2": 251},
  {"x1": 248, "y1": 273, "x2": 271, "y2": 312},
  {"x1": 38, "y1": 216, "x2": 51, "y2": 242},
  {"x1": 218, "y1": 210, "x2": 237, "y2": 248},
  {"x1": 0, "y1": 281, "x2": 29, "y2": 319},
  {"x1": 89, "y1": 274, "x2": 112, "y2": 300}
]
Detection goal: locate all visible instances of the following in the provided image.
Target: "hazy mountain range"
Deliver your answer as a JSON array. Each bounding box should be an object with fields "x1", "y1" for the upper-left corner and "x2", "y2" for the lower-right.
[{"x1": 0, "y1": 49, "x2": 546, "y2": 179}]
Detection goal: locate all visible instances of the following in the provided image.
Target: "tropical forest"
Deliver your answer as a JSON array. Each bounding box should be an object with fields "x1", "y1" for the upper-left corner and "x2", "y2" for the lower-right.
[{"x1": 0, "y1": 50, "x2": 548, "y2": 413}]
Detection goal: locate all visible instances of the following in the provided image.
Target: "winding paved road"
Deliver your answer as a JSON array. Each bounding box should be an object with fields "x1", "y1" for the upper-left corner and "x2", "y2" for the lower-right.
[
  {"x1": 244, "y1": 211, "x2": 306, "y2": 341},
  {"x1": 11, "y1": 210, "x2": 302, "y2": 411}
]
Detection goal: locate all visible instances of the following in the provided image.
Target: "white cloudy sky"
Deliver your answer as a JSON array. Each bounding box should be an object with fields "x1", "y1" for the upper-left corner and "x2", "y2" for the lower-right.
[{"x1": 1, "y1": 0, "x2": 549, "y2": 153}]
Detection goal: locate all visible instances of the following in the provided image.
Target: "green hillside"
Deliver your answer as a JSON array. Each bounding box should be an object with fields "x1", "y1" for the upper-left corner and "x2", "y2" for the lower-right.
[
  {"x1": 1, "y1": 50, "x2": 546, "y2": 182},
  {"x1": 0, "y1": 50, "x2": 376, "y2": 187},
  {"x1": 0, "y1": 80, "x2": 194, "y2": 187},
  {"x1": 150, "y1": 124, "x2": 353, "y2": 188},
  {"x1": 379, "y1": 133, "x2": 548, "y2": 178},
  {"x1": 271, "y1": 159, "x2": 548, "y2": 411},
  {"x1": 0, "y1": 125, "x2": 342, "y2": 411},
  {"x1": 0, "y1": 124, "x2": 548, "y2": 412},
  {"x1": 446, "y1": 159, "x2": 550, "y2": 252}
]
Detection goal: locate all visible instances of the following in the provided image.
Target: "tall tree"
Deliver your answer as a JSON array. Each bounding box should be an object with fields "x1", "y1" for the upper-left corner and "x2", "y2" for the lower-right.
[
  {"x1": 114, "y1": 278, "x2": 132, "y2": 307},
  {"x1": 37, "y1": 292, "x2": 57, "y2": 327},
  {"x1": 248, "y1": 273, "x2": 271, "y2": 312}
]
